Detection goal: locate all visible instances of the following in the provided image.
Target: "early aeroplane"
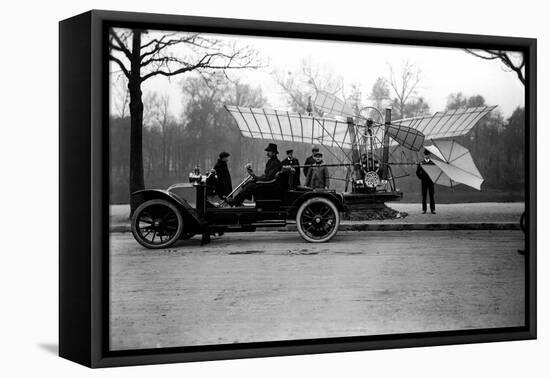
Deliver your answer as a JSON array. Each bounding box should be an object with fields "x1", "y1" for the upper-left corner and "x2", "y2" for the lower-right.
[
  {"x1": 130, "y1": 91, "x2": 495, "y2": 248},
  {"x1": 225, "y1": 90, "x2": 495, "y2": 197}
]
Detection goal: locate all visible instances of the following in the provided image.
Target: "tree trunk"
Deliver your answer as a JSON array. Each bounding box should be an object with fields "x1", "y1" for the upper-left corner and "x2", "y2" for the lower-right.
[{"x1": 128, "y1": 30, "x2": 144, "y2": 214}]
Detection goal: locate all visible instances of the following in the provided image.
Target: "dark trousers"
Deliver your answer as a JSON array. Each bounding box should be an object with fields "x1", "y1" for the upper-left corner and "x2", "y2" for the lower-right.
[
  {"x1": 233, "y1": 182, "x2": 257, "y2": 204},
  {"x1": 233, "y1": 181, "x2": 280, "y2": 204},
  {"x1": 421, "y1": 181, "x2": 435, "y2": 212}
]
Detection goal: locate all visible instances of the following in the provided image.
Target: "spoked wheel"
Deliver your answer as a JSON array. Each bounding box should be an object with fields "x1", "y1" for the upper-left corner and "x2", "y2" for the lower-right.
[
  {"x1": 131, "y1": 199, "x2": 183, "y2": 249},
  {"x1": 296, "y1": 197, "x2": 340, "y2": 243}
]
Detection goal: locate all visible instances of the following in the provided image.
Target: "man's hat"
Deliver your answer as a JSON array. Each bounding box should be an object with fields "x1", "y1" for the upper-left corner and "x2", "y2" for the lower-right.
[
  {"x1": 312, "y1": 146, "x2": 320, "y2": 153},
  {"x1": 313, "y1": 151, "x2": 323, "y2": 157},
  {"x1": 286, "y1": 149, "x2": 293, "y2": 154},
  {"x1": 265, "y1": 143, "x2": 279, "y2": 154},
  {"x1": 423, "y1": 149, "x2": 431, "y2": 156},
  {"x1": 219, "y1": 151, "x2": 230, "y2": 158}
]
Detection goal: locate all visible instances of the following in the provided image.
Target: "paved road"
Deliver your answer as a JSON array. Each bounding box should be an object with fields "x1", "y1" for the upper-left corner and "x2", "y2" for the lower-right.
[{"x1": 109, "y1": 230, "x2": 525, "y2": 351}]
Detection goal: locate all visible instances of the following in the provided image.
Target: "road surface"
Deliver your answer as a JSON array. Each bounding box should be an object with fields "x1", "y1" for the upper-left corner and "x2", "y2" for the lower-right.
[{"x1": 109, "y1": 230, "x2": 525, "y2": 351}]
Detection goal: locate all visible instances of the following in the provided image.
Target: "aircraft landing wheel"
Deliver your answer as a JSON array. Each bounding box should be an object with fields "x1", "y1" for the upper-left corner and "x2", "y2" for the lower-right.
[{"x1": 296, "y1": 197, "x2": 340, "y2": 243}]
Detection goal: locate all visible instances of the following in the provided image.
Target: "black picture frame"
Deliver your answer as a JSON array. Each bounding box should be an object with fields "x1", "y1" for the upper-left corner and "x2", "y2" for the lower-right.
[{"x1": 59, "y1": 9, "x2": 537, "y2": 368}]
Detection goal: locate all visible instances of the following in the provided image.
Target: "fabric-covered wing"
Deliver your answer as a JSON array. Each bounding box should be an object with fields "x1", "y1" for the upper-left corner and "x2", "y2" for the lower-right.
[
  {"x1": 225, "y1": 105, "x2": 355, "y2": 150},
  {"x1": 421, "y1": 164, "x2": 456, "y2": 188},
  {"x1": 424, "y1": 140, "x2": 484, "y2": 190},
  {"x1": 313, "y1": 91, "x2": 354, "y2": 118},
  {"x1": 432, "y1": 159, "x2": 483, "y2": 190},
  {"x1": 430, "y1": 140, "x2": 483, "y2": 190},
  {"x1": 391, "y1": 106, "x2": 497, "y2": 140},
  {"x1": 386, "y1": 123, "x2": 425, "y2": 151}
]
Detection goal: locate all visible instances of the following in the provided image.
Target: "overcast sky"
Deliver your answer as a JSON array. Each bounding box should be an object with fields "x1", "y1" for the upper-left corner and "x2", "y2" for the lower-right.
[{"x1": 112, "y1": 30, "x2": 525, "y2": 120}]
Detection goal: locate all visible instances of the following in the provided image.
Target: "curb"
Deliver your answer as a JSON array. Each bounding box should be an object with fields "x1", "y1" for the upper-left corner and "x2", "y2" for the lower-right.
[
  {"x1": 110, "y1": 222, "x2": 519, "y2": 233},
  {"x1": 338, "y1": 222, "x2": 520, "y2": 231}
]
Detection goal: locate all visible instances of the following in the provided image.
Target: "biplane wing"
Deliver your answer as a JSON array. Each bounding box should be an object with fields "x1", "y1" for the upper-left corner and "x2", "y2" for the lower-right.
[
  {"x1": 225, "y1": 105, "x2": 357, "y2": 150},
  {"x1": 391, "y1": 106, "x2": 497, "y2": 140},
  {"x1": 225, "y1": 105, "x2": 419, "y2": 151},
  {"x1": 225, "y1": 105, "x2": 497, "y2": 156}
]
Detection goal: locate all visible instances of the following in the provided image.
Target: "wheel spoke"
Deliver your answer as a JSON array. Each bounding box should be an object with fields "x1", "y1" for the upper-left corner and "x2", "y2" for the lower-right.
[{"x1": 320, "y1": 207, "x2": 332, "y2": 217}]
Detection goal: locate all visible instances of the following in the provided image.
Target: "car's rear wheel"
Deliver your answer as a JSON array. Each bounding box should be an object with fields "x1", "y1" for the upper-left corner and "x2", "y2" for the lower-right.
[
  {"x1": 131, "y1": 199, "x2": 183, "y2": 249},
  {"x1": 296, "y1": 197, "x2": 340, "y2": 243}
]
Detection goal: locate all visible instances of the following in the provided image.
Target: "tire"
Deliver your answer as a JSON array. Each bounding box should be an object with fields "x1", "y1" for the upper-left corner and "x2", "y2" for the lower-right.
[
  {"x1": 296, "y1": 197, "x2": 340, "y2": 243},
  {"x1": 131, "y1": 199, "x2": 183, "y2": 249}
]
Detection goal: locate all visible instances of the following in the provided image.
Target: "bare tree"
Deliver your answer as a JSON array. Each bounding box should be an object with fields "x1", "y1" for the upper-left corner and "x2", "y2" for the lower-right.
[
  {"x1": 144, "y1": 93, "x2": 175, "y2": 176},
  {"x1": 109, "y1": 28, "x2": 261, "y2": 210},
  {"x1": 273, "y1": 58, "x2": 343, "y2": 113},
  {"x1": 368, "y1": 77, "x2": 390, "y2": 110},
  {"x1": 465, "y1": 49, "x2": 525, "y2": 85},
  {"x1": 386, "y1": 61, "x2": 422, "y2": 119}
]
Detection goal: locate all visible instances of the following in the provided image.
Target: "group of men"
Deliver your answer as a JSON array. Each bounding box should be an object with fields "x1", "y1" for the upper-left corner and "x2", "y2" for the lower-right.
[
  {"x1": 208, "y1": 144, "x2": 329, "y2": 207},
  {"x1": 284, "y1": 146, "x2": 330, "y2": 191},
  {"x1": 208, "y1": 143, "x2": 437, "y2": 213}
]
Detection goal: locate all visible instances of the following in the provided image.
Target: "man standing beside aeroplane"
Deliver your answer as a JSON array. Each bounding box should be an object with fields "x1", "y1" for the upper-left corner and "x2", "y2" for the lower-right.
[
  {"x1": 304, "y1": 146, "x2": 319, "y2": 180},
  {"x1": 416, "y1": 149, "x2": 436, "y2": 214},
  {"x1": 282, "y1": 149, "x2": 301, "y2": 189}
]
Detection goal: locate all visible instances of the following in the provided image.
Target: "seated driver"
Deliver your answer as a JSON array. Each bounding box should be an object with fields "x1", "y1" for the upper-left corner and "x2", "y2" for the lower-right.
[{"x1": 226, "y1": 143, "x2": 283, "y2": 206}]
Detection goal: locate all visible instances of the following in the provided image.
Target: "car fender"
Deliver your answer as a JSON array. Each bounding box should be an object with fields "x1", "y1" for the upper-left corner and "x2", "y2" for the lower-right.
[
  {"x1": 288, "y1": 191, "x2": 345, "y2": 217},
  {"x1": 131, "y1": 189, "x2": 206, "y2": 230}
]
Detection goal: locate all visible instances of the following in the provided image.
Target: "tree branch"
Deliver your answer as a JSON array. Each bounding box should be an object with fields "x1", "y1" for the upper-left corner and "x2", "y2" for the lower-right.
[
  {"x1": 109, "y1": 30, "x2": 132, "y2": 60},
  {"x1": 109, "y1": 55, "x2": 130, "y2": 78},
  {"x1": 465, "y1": 49, "x2": 525, "y2": 85}
]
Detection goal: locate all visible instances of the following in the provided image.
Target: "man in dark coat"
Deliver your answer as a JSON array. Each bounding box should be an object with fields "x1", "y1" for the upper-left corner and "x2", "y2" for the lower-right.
[
  {"x1": 281, "y1": 149, "x2": 301, "y2": 189},
  {"x1": 227, "y1": 143, "x2": 283, "y2": 206},
  {"x1": 208, "y1": 151, "x2": 233, "y2": 199},
  {"x1": 416, "y1": 149, "x2": 436, "y2": 214},
  {"x1": 305, "y1": 152, "x2": 329, "y2": 189},
  {"x1": 303, "y1": 147, "x2": 319, "y2": 179}
]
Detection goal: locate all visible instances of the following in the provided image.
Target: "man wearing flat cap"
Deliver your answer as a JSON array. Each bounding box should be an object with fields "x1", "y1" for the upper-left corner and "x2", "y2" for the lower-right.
[
  {"x1": 281, "y1": 149, "x2": 301, "y2": 189},
  {"x1": 304, "y1": 146, "x2": 320, "y2": 180},
  {"x1": 305, "y1": 151, "x2": 329, "y2": 189},
  {"x1": 207, "y1": 151, "x2": 233, "y2": 199},
  {"x1": 227, "y1": 143, "x2": 283, "y2": 206}
]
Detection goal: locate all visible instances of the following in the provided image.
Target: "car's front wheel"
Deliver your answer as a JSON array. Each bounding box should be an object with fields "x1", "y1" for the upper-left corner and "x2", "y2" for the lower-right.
[
  {"x1": 296, "y1": 197, "x2": 340, "y2": 243},
  {"x1": 131, "y1": 199, "x2": 183, "y2": 249}
]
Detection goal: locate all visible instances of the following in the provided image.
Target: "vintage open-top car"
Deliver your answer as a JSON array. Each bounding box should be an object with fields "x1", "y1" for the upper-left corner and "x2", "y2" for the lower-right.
[{"x1": 131, "y1": 169, "x2": 343, "y2": 249}]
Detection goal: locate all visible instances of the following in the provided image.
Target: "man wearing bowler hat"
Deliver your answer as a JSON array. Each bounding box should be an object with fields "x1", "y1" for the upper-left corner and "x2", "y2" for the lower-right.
[
  {"x1": 226, "y1": 143, "x2": 283, "y2": 206},
  {"x1": 416, "y1": 149, "x2": 436, "y2": 214},
  {"x1": 281, "y1": 149, "x2": 301, "y2": 189}
]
